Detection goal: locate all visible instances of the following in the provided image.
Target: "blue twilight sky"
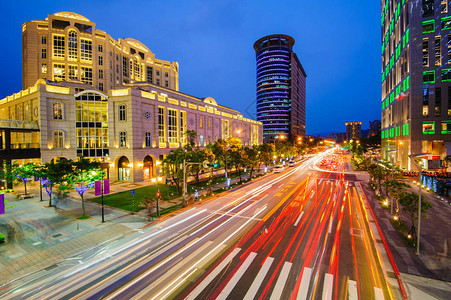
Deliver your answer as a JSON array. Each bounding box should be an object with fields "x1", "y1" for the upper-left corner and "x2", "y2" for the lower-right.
[{"x1": 0, "y1": 0, "x2": 381, "y2": 135}]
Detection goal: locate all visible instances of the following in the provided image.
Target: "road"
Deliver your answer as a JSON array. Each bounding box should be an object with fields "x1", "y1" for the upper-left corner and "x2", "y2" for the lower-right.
[{"x1": 1, "y1": 151, "x2": 399, "y2": 299}]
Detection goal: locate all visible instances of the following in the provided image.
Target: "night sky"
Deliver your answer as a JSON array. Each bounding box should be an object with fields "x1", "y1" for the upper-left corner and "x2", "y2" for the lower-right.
[{"x1": 0, "y1": 0, "x2": 381, "y2": 135}]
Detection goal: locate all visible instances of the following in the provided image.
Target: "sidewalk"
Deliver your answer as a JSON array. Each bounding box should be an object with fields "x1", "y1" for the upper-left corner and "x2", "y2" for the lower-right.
[{"x1": 356, "y1": 172, "x2": 451, "y2": 299}]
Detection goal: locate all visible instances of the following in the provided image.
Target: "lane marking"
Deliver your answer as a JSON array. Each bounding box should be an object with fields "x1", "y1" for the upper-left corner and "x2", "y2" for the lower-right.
[
  {"x1": 348, "y1": 279, "x2": 358, "y2": 300},
  {"x1": 217, "y1": 252, "x2": 257, "y2": 300},
  {"x1": 328, "y1": 217, "x2": 334, "y2": 234},
  {"x1": 186, "y1": 248, "x2": 241, "y2": 300},
  {"x1": 322, "y1": 273, "x2": 334, "y2": 300},
  {"x1": 296, "y1": 267, "x2": 312, "y2": 300},
  {"x1": 270, "y1": 261, "x2": 292, "y2": 300},
  {"x1": 310, "y1": 191, "x2": 316, "y2": 199},
  {"x1": 374, "y1": 287, "x2": 384, "y2": 300},
  {"x1": 244, "y1": 256, "x2": 274, "y2": 300},
  {"x1": 294, "y1": 211, "x2": 305, "y2": 227},
  {"x1": 263, "y1": 181, "x2": 304, "y2": 222}
]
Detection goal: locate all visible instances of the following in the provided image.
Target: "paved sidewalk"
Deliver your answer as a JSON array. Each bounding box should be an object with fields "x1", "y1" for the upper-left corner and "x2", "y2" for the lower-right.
[{"x1": 356, "y1": 172, "x2": 451, "y2": 299}]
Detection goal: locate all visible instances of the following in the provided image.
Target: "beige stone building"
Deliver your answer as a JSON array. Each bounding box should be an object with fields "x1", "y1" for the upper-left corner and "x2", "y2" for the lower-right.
[
  {"x1": 22, "y1": 12, "x2": 179, "y2": 92},
  {"x1": 0, "y1": 80, "x2": 262, "y2": 182}
]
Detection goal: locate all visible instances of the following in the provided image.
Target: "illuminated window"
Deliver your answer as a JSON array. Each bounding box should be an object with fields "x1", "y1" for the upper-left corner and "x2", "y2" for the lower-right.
[
  {"x1": 435, "y1": 87, "x2": 441, "y2": 116},
  {"x1": 442, "y1": 16, "x2": 451, "y2": 30},
  {"x1": 423, "y1": 38, "x2": 429, "y2": 67},
  {"x1": 180, "y1": 111, "x2": 187, "y2": 145},
  {"x1": 208, "y1": 118, "x2": 211, "y2": 128},
  {"x1": 423, "y1": 105, "x2": 429, "y2": 116},
  {"x1": 422, "y1": 121, "x2": 435, "y2": 134},
  {"x1": 41, "y1": 36, "x2": 47, "y2": 44},
  {"x1": 158, "y1": 107, "x2": 165, "y2": 144},
  {"x1": 98, "y1": 56, "x2": 103, "y2": 66},
  {"x1": 423, "y1": 70, "x2": 435, "y2": 83},
  {"x1": 422, "y1": 0, "x2": 434, "y2": 17},
  {"x1": 134, "y1": 60, "x2": 140, "y2": 80},
  {"x1": 52, "y1": 103, "x2": 63, "y2": 120},
  {"x1": 435, "y1": 36, "x2": 441, "y2": 66},
  {"x1": 146, "y1": 66, "x2": 153, "y2": 83},
  {"x1": 200, "y1": 135, "x2": 204, "y2": 146},
  {"x1": 123, "y1": 57, "x2": 128, "y2": 77},
  {"x1": 41, "y1": 63, "x2": 47, "y2": 74},
  {"x1": 145, "y1": 132, "x2": 152, "y2": 147},
  {"x1": 98, "y1": 44, "x2": 103, "y2": 52},
  {"x1": 129, "y1": 59, "x2": 133, "y2": 77},
  {"x1": 81, "y1": 67, "x2": 92, "y2": 85},
  {"x1": 422, "y1": 20, "x2": 435, "y2": 33},
  {"x1": 119, "y1": 131, "x2": 127, "y2": 147},
  {"x1": 68, "y1": 31, "x2": 77, "y2": 61},
  {"x1": 53, "y1": 131, "x2": 64, "y2": 148},
  {"x1": 118, "y1": 104, "x2": 126, "y2": 121},
  {"x1": 68, "y1": 65, "x2": 78, "y2": 80},
  {"x1": 200, "y1": 117, "x2": 203, "y2": 128},
  {"x1": 53, "y1": 35, "x2": 65, "y2": 59},
  {"x1": 423, "y1": 88, "x2": 429, "y2": 116},
  {"x1": 53, "y1": 63, "x2": 65, "y2": 81},
  {"x1": 80, "y1": 39, "x2": 93, "y2": 61},
  {"x1": 442, "y1": 121, "x2": 451, "y2": 133},
  {"x1": 98, "y1": 69, "x2": 103, "y2": 79},
  {"x1": 442, "y1": 69, "x2": 451, "y2": 81},
  {"x1": 168, "y1": 109, "x2": 178, "y2": 144},
  {"x1": 41, "y1": 48, "x2": 47, "y2": 59}
]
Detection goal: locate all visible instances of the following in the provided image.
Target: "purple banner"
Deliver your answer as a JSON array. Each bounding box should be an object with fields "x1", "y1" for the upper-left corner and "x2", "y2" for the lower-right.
[
  {"x1": 95, "y1": 180, "x2": 101, "y2": 196},
  {"x1": 0, "y1": 194, "x2": 5, "y2": 215},
  {"x1": 104, "y1": 179, "x2": 110, "y2": 195}
]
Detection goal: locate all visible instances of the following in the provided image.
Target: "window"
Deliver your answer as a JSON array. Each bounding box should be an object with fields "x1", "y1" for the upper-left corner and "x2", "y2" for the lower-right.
[
  {"x1": 129, "y1": 59, "x2": 133, "y2": 77},
  {"x1": 41, "y1": 63, "x2": 47, "y2": 74},
  {"x1": 423, "y1": 70, "x2": 435, "y2": 83},
  {"x1": 208, "y1": 118, "x2": 211, "y2": 128},
  {"x1": 442, "y1": 1, "x2": 448, "y2": 13},
  {"x1": 435, "y1": 36, "x2": 441, "y2": 66},
  {"x1": 165, "y1": 72, "x2": 168, "y2": 78},
  {"x1": 158, "y1": 107, "x2": 165, "y2": 144},
  {"x1": 180, "y1": 111, "x2": 187, "y2": 145},
  {"x1": 146, "y1": 66, "x2": 153, "y2": 83},
  {"x1": 442, "y1": 16, "x2": 451, "y2": 30},
  {"x1": 165, "y1": 80, "x2": 169, "y2": 87},
  {"x1": 81, "y1": 67, "x2": 92, "y2": 85},
  {"x1": 53, "y1": 131, "x2": 64, "y2": 148},
  {"x1": 116, "y1": 64, "x2": 119, "y2": 74},
  {"x1": 98, "y1": 82, "x2": 104, "y2": 91},
  {"x1": 98, "y1": 44, "x2": 103, "y2": 52},
  {"x1": 442, "y1": 68, "x2": 451, "y2": 81},
  {"x1": 119, "y1": 131, "x2": 127, "y2": 147},
  {"x1": 200, "y1": 135, "x2": 204, "y2": 147},
  {"x1": 53, "y1": 63, "x2": 65, "y2": 81},
  {"x1": 442, "y1": 121, "x2": 451, "y2": 133},
  {"x1": 80, "y1": 39, "x2": 93, "y2": 61},
  {"x1": 53, "y1": 35, "x2": 65, "y2": 58},
  {"x1": 168, "y1": 109, "x2": 178, "y2": 144},
  {"x1": 41, "y1": 48, "x2": 47, "y2": 59},
  {"x1": 145, "y1": 132, "x2": 152, "y2": 147},
  {"x1": 422, "y1": 0, "x2": 434, "y2": 17},
  {"x1": 134, "y1": 60, "x2": 140, "y2": 79},
  {"x1": 118, "y1": 104, "x2": 126, "y2": 121},
  {"x1": 448, "y1": 34, "x2": 451, "y2": 64},
  {"x1": 435, "y1": 87, "x2": 441, "y2": 116},
  {"x1": 156, "y1": 79, "x2": 160, "y2": 85},
  {"x1": 41, "y1": 36, "x2": 47, "y2": 44},
  {"x1": 68, "y1": 31, "x2": 77, "y2": 61},
  {"x1": 423, "y1": 88, "x2": 429, "y2": 116},
  {"x1": 423, "y1": 38, "x2": 429, "y2": 67},
  {"x1": 68, "y1": 65, "x2": 78, "y2": 79},
  {"x1": 98, "y1": 69, "x2": 104, "y2": 79},
  {"x1": 156, "y1": 70, "x2": 160, "y2": 76},
  {"x1": 200, "y1": 117, "x2": 203, "y2": 128},
  {"x1": 123, "y1": 57, "x2": 128, "y2": 77},
  {"x1": 422, "y1": 121, "x2": 435, "y2": 134},
  {"x1": 98, "y1": 56, "x2": 103, "y2": 66},
  {"x1": 52, "y1": 103, "x2": 63, "y2": 120},
  {"x1": 422, "y1": 20, "x2": 435, "y2": 33}
]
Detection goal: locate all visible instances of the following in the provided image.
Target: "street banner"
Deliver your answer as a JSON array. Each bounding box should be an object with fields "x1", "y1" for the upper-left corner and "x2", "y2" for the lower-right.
[
  {"x1": 95, "y1": 180, "x2": 101, "y2": 196},
  {"x1": 104, "y1": 179, "x2": 110, "y2": 194},
  {"x1": 0, "y1": 194, "x2": 5, "y2": 215}
]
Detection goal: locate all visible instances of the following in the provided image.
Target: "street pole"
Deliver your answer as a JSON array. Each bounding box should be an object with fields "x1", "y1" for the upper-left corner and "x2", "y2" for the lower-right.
[
  {"x1": 183, "y1": 159, "x2": 187, "y2": 205},
  {"x1": 157, "y1": 189, "x2": 160, "y2": 217},
  {"x1": 101, "y1": 175, "x2": 105, "y2": 223},
  {"x1": 417, "y1": 172, "x2": 422, "y2": 255},
  {"x1": 391, "y1": 155, "x2": 394, "y2": 215}
]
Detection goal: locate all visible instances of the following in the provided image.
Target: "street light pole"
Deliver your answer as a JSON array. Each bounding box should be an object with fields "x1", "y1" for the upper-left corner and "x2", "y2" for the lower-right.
[{"x1": 388, "y1": 149, "x2": 398, "y2": 215}]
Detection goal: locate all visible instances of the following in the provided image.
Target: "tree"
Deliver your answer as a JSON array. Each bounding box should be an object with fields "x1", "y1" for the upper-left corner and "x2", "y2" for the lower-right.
[
  {"x1": 383, "y1": 179, "x2": 409, "y2": 213},
  {"x1": 42, "y1": 159, "x2": 73, "y2": 207},
  {"x1": 244, "y1": 147, "x2": 259, "y2": 179},
  {"x1": 0, "y1": 161, "x2": 17, "y2": 190},
  {"x1": 13, "y1": 163, "x2": 36, "y2": 195},
  {"x1": 184, "y1": 130, "x2": 197, "y2": 151},
  {"x1": 229, "y1": 138, "x2": 246, "y2": 182},
  {"x1": 399, "y1": 192, "x2": 432, "y2": 232},
  {"x1": 367, "y1": 164, "x2": 389, "y2": 197},
  {"x1": 162, "y1": 148, "x2": 186, "y2": 194},
  {"x1": 71, "y1": 157, "x2": 102, "y2": 217},
  {"x1": 257, "y1": 143, "x2": 274, "y2": 168},
  {"x1": 212, "y1": 139, "x2": 229, "y2": 177}
]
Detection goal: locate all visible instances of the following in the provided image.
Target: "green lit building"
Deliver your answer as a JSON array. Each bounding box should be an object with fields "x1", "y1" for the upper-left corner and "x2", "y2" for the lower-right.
[{"x1": 381, "y1": 0, "x2": 451, "y2": 170}]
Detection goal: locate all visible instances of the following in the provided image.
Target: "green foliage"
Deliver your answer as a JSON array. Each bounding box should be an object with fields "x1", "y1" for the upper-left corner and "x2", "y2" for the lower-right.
[
  {"x1": 0, "y1": 233, "x2": 5, "y2": 243},
  {"x1": 399, "y1": 192, "x2": 432, "y2": 225},
  {"x1": 162, "y1": 148, "x2": 186, "y2": 194}
]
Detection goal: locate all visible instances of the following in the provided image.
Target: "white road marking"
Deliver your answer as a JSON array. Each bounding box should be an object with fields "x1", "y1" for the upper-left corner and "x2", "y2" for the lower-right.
[
  {"x1": 217, "y1": 252, "x2": 257, "y2": 300},
  {"x1": 348, "y1": 279, "x2": 358, "y2": 300},
  {"x1": 310, "y1": 191, "x2": 316, "y2": 199},
  {"x1": 296, "y1": 267, "x2": 312, "y2": 300},
  {"x1": 328, "y1": 217, "x2": 334, "y2": 234},
  {"x1": 322, "y1": 273, "x2": 334, "y2": 300},
  {"x1": 270, "y1": 261, "x2": 292, "y2": 300},
  {"x1": 185, "y1": 248, "x2": 241, "y2": 300},
  {"x1": 244, "y1": 256, "x2": 274, "y2": 300},
  {"x1": 374, "y1": 287, "x2": 384, "y2": 300},
  {"x1": 294, "y1": 211, "x2": 305, "y2": 227}
]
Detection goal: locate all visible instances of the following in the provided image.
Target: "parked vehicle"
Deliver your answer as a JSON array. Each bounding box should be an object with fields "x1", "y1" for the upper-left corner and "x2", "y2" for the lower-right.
[
  {"x1": 288, "y1": 161, "x2": 296, "y2": 167},
  {"x1": 274, "y1": 165, "x2": 284, "y2": 173}
]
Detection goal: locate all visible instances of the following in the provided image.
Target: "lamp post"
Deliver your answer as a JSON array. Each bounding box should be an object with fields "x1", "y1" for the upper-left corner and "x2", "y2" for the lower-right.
[
  {"x1": 409, "y1": 152, "x2": 430, "y2": 255},
  {"x1": 387, "y1": 149, "x2": 398, "y2": 215}
]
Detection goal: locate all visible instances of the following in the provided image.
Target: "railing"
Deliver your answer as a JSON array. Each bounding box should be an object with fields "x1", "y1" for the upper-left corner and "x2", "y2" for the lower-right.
[{"x1": 0, "y1": 119, "x2": 39, "y2": 129}]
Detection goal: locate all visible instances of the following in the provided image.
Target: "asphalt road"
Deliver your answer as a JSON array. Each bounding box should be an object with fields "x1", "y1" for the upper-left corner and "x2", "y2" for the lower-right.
[{"x1": 0, "y1": 151, "x2": 399, "y2": 299}]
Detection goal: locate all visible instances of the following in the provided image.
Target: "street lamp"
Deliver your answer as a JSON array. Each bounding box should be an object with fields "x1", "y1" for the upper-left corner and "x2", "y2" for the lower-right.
[
  {"x1": 387, "y1": 149, "x2": 398, "y2": 215},
  {"x1": 409, "y1": 152, "x2": 430, "y2": 255}
]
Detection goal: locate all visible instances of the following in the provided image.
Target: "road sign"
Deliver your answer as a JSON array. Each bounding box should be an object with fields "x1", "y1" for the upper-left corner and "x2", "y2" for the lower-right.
[{"x1": 131, "y1": 190, "x2": 135, "y2": 195}]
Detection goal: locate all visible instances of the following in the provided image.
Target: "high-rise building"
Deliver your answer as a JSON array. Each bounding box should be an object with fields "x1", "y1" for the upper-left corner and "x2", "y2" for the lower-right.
[
  {"x1": 345, "y1": 121, "x2": 362, "y2": 141},
  {"x1": 381, "y1": 1, "x2": 451, "y2": 170},
  {"x1": 369, "y1": 120, "x2": 381, "y2": 137},
  {"x1": 254, "y1": 34, "x2": 306, "y2": 143},
  {"x1": 21, "y1": 12, "x2": 179, "y2": 92}
]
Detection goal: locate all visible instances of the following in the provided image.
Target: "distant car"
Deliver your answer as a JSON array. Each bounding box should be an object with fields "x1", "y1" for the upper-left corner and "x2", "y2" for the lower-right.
[
  {"x1": 273, "y1": 165, "x2": 284, "y2": 173},
  {"x1": 288, "y1": 161, "x2": 295, "y2": 167}
]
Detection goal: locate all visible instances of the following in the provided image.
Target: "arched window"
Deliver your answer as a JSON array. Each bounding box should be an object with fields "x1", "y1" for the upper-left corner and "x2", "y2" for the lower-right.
[
  {"x1": 68, "y1": 30, "x2": 77, "y2": 60},
  {"x1": 200, "y1": 135, "x2": 204, "y2": 147},
  {"x1": 119, "y1": 104, "x2": 126, "y2": 121},
  {"x1": 52, "y1": 103, "x2": 63, "y2": 120},
  {"x1": 53, "y1": 131, "x2": 64, "y2": 148}
]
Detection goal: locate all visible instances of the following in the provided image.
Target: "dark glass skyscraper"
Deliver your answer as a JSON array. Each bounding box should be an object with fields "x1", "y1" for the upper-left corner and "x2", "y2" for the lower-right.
[{"x1": 254, "y1": 34, "x2": 306, "y2": 143}]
